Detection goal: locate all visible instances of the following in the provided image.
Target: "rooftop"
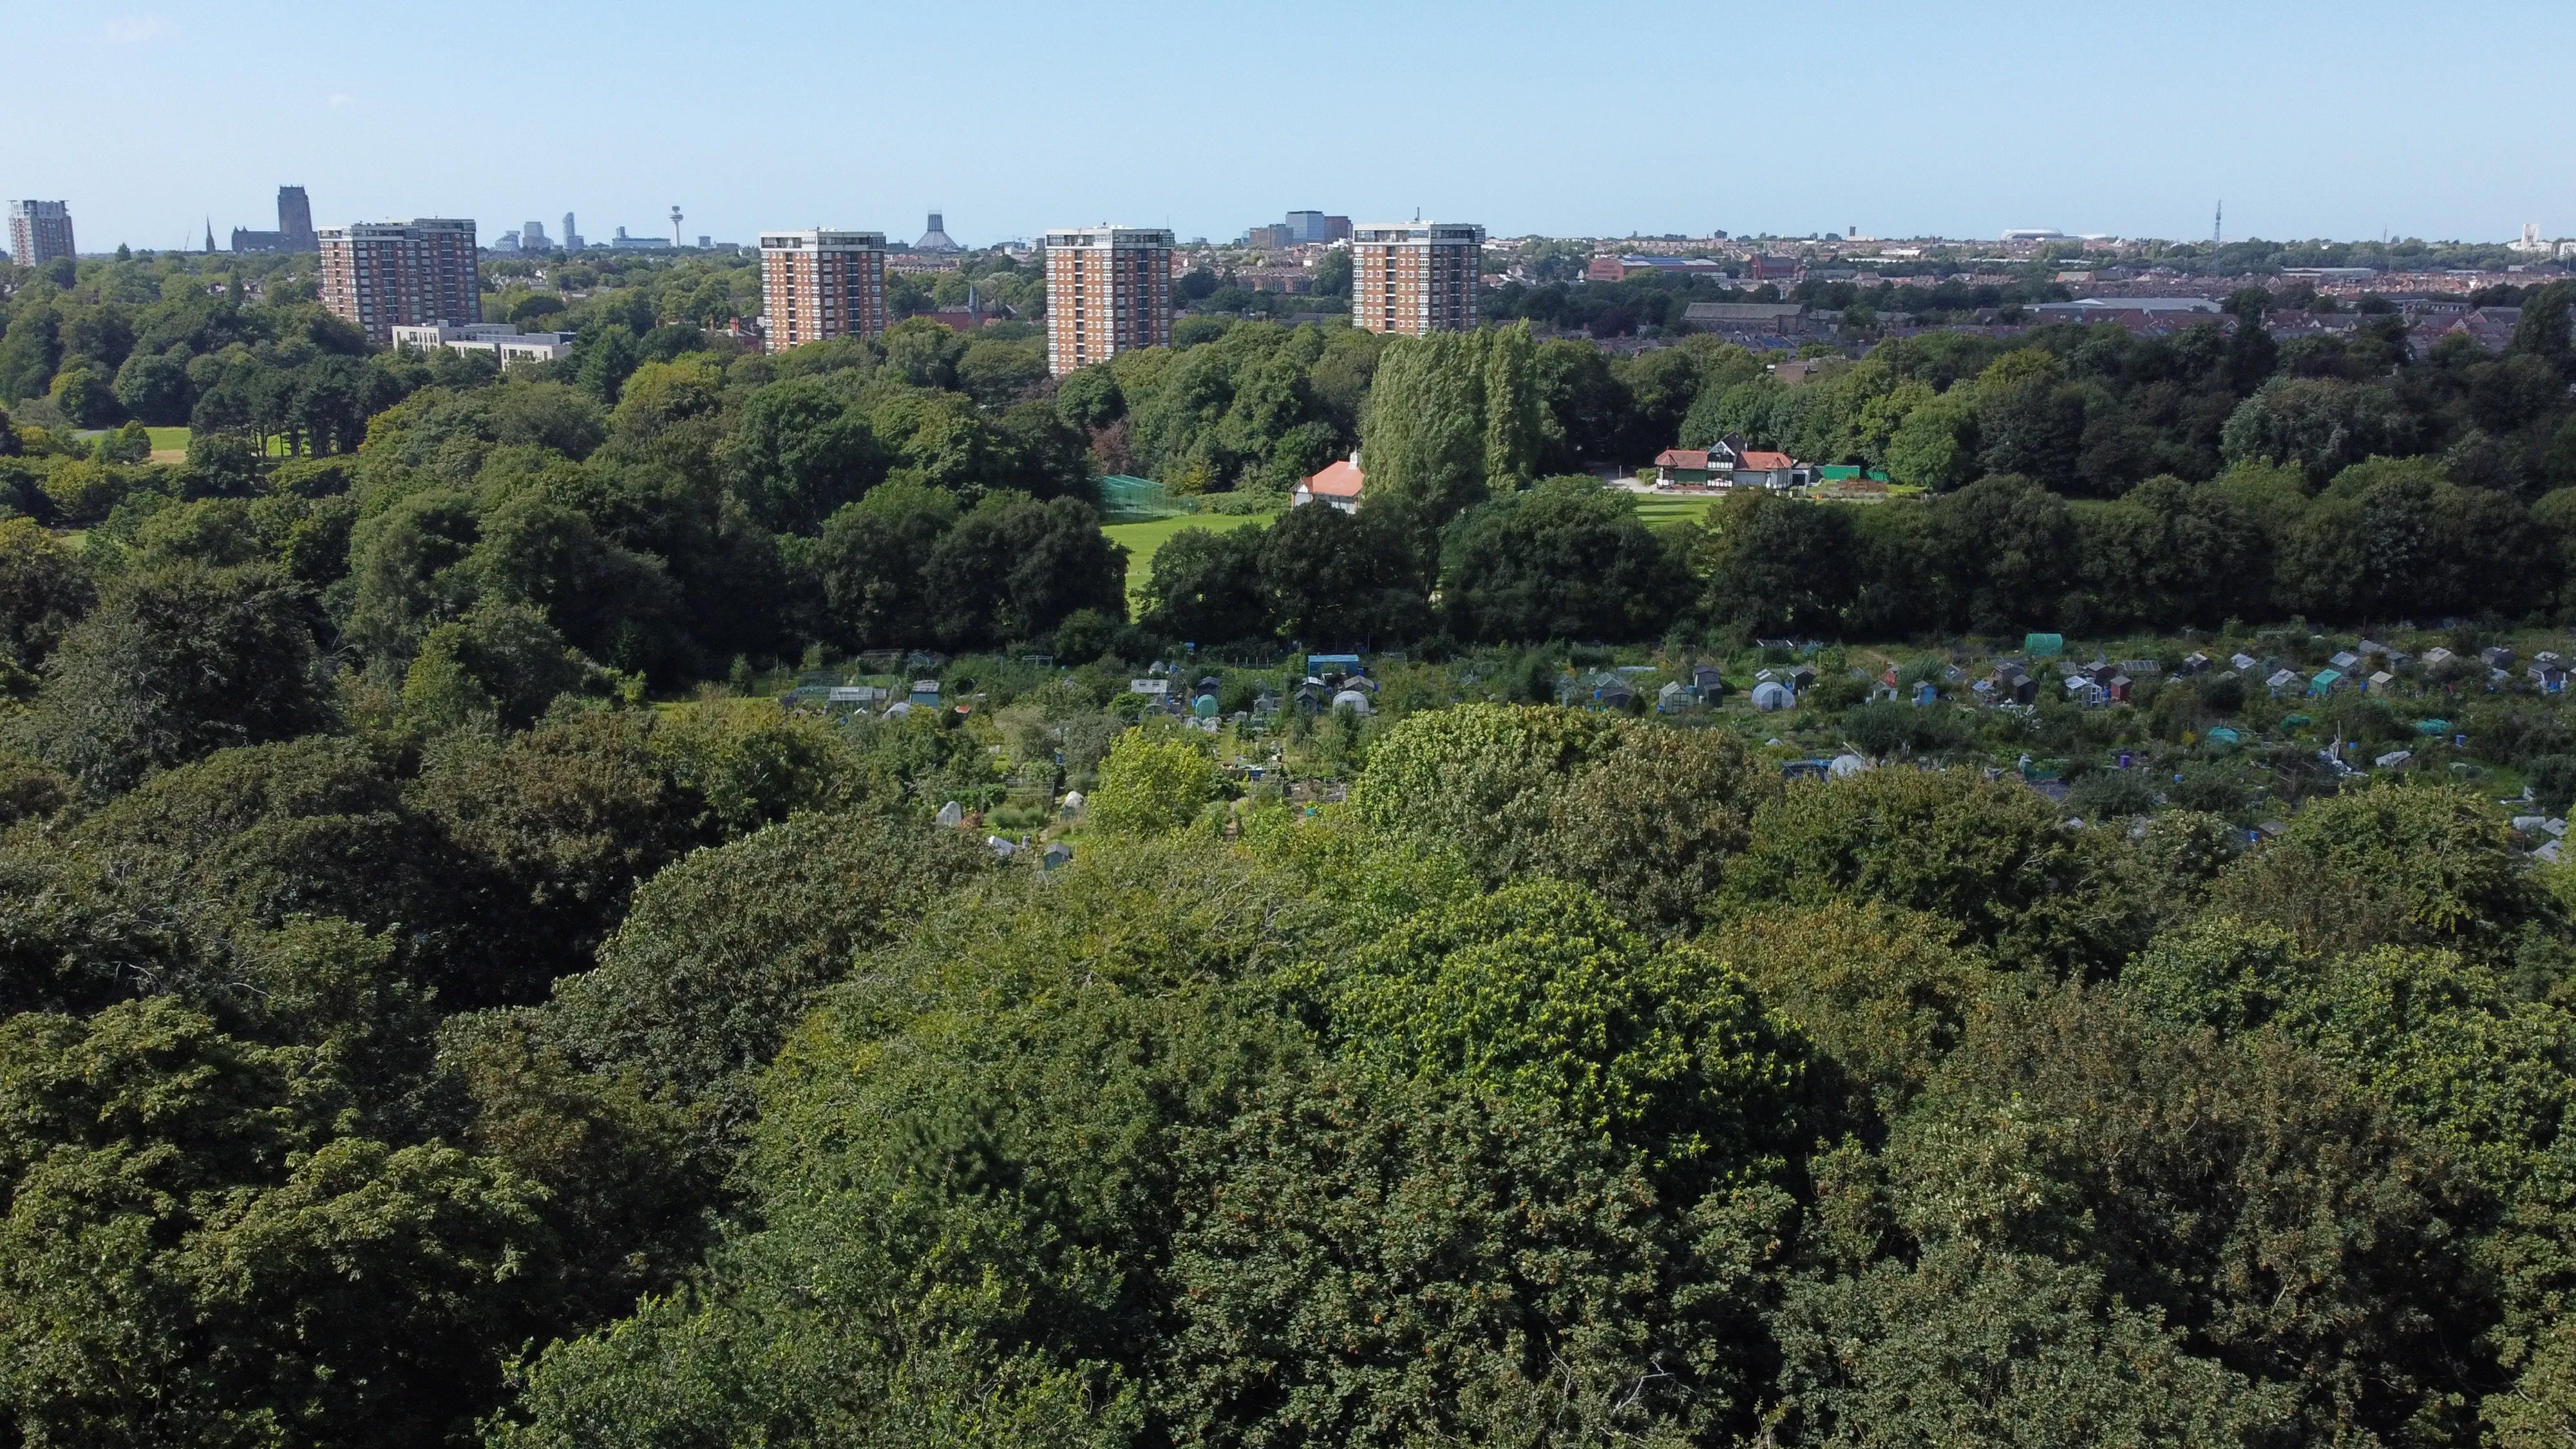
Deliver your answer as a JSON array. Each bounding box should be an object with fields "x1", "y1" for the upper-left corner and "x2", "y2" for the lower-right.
[{"x1": 1303, "y1": 458, "x2": 1364, "y2": 498}]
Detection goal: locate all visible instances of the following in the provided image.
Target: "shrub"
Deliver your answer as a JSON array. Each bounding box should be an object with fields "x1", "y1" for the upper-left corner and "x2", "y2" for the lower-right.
[{"x1": 1088, "y1": 726, "x2": 1217, "y2": 835}]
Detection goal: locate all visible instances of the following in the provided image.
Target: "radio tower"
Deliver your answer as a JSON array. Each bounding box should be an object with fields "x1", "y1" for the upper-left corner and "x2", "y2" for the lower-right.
[
  {"x1": 2211, "y1": 200, "x2": 2222, "y2": 248},
  {"x1": 670, "y1": 205, "x2": 684, "y2": 249}
]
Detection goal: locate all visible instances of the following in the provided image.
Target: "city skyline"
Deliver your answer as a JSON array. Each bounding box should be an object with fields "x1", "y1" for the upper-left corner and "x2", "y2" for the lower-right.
[
  {"x1": 6, "y1": 0, "x2": 2571, "y2": 256},
  {"x1": 35, "y1": 182, "x2": 2576, "y2": 263},
  {"x1": 40, "y1": 193, "x2": 2576, "y2": 264}
]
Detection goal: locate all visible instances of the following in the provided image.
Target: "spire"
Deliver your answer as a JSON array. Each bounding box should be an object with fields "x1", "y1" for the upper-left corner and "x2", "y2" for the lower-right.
[{"x1": 204, "y1": 218, "x2": 216, "y2": 254}]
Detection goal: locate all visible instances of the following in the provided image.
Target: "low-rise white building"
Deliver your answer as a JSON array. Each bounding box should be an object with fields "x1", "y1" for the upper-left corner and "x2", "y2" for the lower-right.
[
  {"x1": 1294, "y1": 453, "x2": 1365, "y2": 513},
  {"x1": 388, "y1": 321, "x2": 574, "y2": 366}
]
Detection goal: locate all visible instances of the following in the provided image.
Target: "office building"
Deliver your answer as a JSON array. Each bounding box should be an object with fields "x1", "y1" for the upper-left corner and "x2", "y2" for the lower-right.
[
  {"x1": 521, "y1": 220, "x2": 550, "y2": 251},
  {"x1": 232, "y1": 186, "x2": 319, "y2": 254},
  {"x1": 8, "y1": 200, "x2": 75, "y2": 267},
  {"x1": 389, "y1": 321, "x2": 574, "y2": 366},
  {"x1": 758, "y1": 229, "x2": 887, "y2": 352},
  {"x1": 1350, "y1": 221, "x2": 1484, "y2": 335},
  {"x1": 1246, "y1": 211, "x2": 1350, "y2": 249},
  {"x1": 1283, "y1": 210, "x2": 1349, "y2": 243},
  {"x1": 1043, "y1": 225, "x2": 1175, "y2": 375},
  {"x1": 317, "y1": 218, "x2": 482, "y2": 345},
  {"x1": 562, "y1": 213, "x2": 583, "y2": 251}
]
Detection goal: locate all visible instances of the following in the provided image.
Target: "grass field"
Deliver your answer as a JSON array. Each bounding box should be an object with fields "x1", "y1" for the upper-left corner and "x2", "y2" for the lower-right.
[
  {"x1": 1628, "y1": 494, "x2": 1724, "y2": 528},
  {"x1": 1103, "y1": 513, "x2": 1273, "y2": 604},
  {"x1": 137, "y1": 428, "x2": 299, "y2": 461}
]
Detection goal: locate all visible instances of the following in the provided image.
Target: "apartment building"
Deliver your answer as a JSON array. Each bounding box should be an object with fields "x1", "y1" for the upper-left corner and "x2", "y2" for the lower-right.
[
  {"x1": 758, "y1": 229, "x2": 887, "y2": 352},
  {"x1": 1350, "y1": 221, "x2": 1484, "y2": 335},
  {"x1": 1044, "y1": 225, "x2": 1175, "y2": 375},
  {"x1": 317, "y1": 219, "x2": 481, "y2": 345},
  {"x1": 7, "y1": 200, "x2": 76, "y2": 267}
]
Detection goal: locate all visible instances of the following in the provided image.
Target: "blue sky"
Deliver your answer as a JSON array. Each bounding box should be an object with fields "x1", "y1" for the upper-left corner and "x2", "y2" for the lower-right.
[{"x1": 14, "y1": 0, "x2": 2574, "y2": 254}]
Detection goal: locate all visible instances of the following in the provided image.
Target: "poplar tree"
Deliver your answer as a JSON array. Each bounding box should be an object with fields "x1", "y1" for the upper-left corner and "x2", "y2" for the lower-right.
[
  {"x1": 1481, "y1": 321, "x2": 1540, "y2": 490},
  {"x1": 1358, "y1": 331, "x2": 1488, "y2": 567}
]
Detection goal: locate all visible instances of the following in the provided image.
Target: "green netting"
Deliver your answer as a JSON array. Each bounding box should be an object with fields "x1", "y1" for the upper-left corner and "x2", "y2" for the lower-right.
[{"x1": 1098, "y1": 474, "x2": 1196, "y2": 522}]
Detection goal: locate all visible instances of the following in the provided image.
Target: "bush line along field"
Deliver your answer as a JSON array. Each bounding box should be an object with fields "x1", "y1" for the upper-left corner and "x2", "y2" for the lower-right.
[{"x1": 5, "y1": 247, "x2": 2576, "y2": 1447}]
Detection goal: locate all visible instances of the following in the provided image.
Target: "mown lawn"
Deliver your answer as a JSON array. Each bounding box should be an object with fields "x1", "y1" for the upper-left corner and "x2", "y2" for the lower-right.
[
  {"x1": 1103, "y1": 513, "x2": 1272, "y2": 605},
  {"x1": 140, "y1": 428, "x2": 296, "y2": 459},
  {"x1": 1628, "y1": 494, "x2": 1724, "y2": 528}
]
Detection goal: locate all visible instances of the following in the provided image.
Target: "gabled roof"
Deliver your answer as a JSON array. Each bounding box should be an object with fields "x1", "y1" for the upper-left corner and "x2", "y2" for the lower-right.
[
  {"x1": 1303, "y1": 458, "x2": 1364, "y2": 498},
  {"x1": 1739, "y1": 450, "x2": 1796, "y2": 471},
  {"x1": 1654, "y1": 448, "x2": 1714, "y2": 469}
]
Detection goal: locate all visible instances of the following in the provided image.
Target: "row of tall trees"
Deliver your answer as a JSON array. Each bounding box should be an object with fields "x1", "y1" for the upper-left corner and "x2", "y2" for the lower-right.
[
  {"x1": 1144, "y1": 460, "x2": 2576, "y2": 652},
  {"x1": 1060, "y1": 318, "x2": 1739, "y2": 495},
  {"x1": 1, "y1": 317, "x2": 1121, "y2": 744},
  {"x1": 1119, "y1": 297, "x2": 2576, "y2": 647},
  {"x1": 1692, "y1": 287, "x2": 2576, "y2": 499},
  {"x1": 0, "y1": 254, "x2": 473, "y2": 448}
]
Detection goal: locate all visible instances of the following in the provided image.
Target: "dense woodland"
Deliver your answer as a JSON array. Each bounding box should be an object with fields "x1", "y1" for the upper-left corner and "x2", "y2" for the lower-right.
[
  {"x1": 4, "y1": 680, "x2": 2576, "y2": 1446},
  {"x1": 3, "y1": 244, "x2": 2576, "y2": 1445}
]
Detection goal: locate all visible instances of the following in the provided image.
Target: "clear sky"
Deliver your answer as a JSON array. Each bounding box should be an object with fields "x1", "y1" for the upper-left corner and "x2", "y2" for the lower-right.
[{"x1": 13, "y1": 0, "x2": 2574, "y2": 254}]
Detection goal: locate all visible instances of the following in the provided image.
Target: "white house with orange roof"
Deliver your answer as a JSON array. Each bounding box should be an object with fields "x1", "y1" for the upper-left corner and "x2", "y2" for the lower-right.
[{"x1": 1294, "y1": 452, "x2": 1365, "y2": 513}]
